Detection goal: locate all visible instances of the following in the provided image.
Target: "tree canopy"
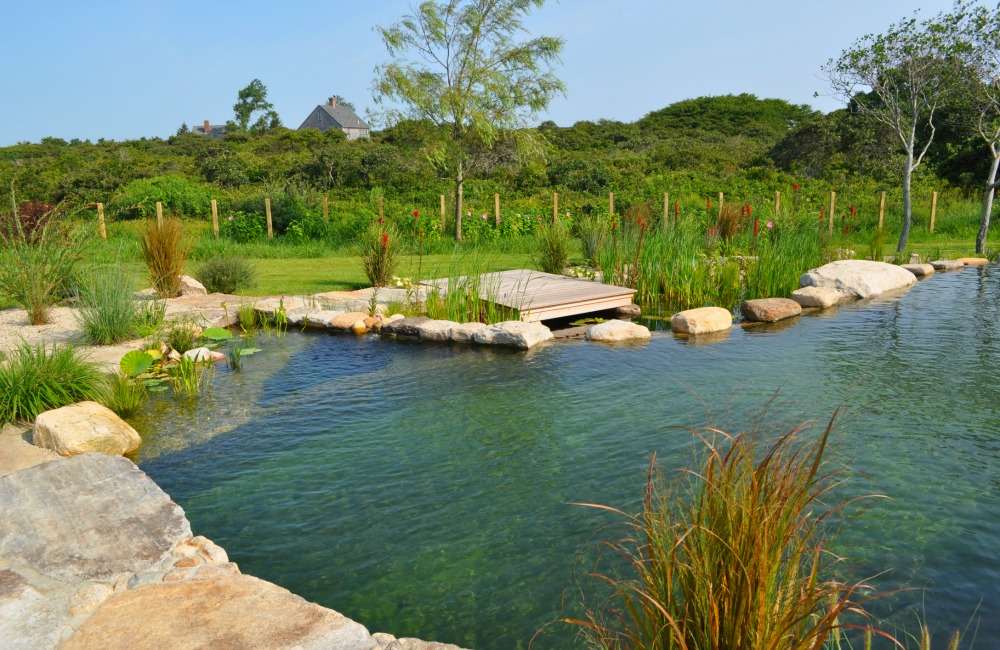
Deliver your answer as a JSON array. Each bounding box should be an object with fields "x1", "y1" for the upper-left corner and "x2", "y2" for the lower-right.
[{"x1": 230, "y1": 79, "x2": 281, "y2": 134}]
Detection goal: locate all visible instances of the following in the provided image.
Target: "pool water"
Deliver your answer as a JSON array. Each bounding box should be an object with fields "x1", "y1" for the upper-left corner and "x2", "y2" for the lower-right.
[{"x1": 134, "y1": 267, "x2": 1000, "y2": 649}]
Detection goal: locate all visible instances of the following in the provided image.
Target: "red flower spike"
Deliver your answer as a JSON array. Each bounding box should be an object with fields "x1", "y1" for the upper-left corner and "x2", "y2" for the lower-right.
[
  {"x1": 674, "y1": 203, "x2": 679, "y2": 217},
  {"x1": 754, "y1": 219, "x2": 759, "y2": 236},
  {"x1": 793, "y1": 184, "x2": 799, "y2": 191},
  {"x1": 381, "y1": 233, "x2": 389, "y2": 248},
  {"x1": 746, "y1": 204, "x2": 752, "y2": 219},
  {"x1": 413, "y1": 210, "x2": 419, "y2": 218},
  {"x1": 707, "y1": 197, "x2": 712, "y2": 211}
]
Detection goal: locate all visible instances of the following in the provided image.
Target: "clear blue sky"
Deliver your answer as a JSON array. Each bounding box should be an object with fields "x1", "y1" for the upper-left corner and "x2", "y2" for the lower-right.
[{"x1": 0, "y1": 0, "x2": 961, "y2": 146}]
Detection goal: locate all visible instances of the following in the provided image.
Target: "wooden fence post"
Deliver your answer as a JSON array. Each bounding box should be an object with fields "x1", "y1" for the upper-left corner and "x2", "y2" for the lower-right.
[
  {"x1": 775, "y1": 191, "x2": 781, "y2": 218},
  {"x1": 494, "y1": 193, "x2": 500, "y2": 222},
  {"x1": 878, "y1": 191, "x2": 886, "y2": 230},
  {"x1": 377, "y1": 195, "x2": 383, "y2": 221},
  {"x1": 440, "y1": 194, "x2": 446, "y2": 230},
  {"x1": 211, "y1": 199, "x2": 219, "y2": 237},
  {"x1": 265, "y1": 198, "x2": 273, "y2": 239},
  {"x1": 97, "y1": 202, "x2": 106, "y2": 239},
  {"x1": 155, "y1": 202, "x2": 163, "y2": 227},
  {"x1": 930, "y1": 191, "x2": 938, "y2": 233},
  {"x1": 718, "y1": 191, "x2": 724, "y2": 215},
  {"x1": 322, "y1": 196, "x2": 329, "y2": 222},
  {"x1": 553, "y1": 192, "x2": 559, "y2": 223},
  {"x1": 828, "y1": 191, "x2": 836, "y2": 235},
  {"x1": 663, "y1": 192, "x2": 669, "y2": 229},
  {"x1": 609, "y1": 192, "x2": 614, "y2": 217}
]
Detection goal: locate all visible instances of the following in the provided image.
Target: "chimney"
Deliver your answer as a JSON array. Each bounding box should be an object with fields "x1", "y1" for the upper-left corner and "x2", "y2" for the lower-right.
[
  {"x1": 328, "y1": 96, "x2": 337, "y2": 107},
  {"x1": 203, "y1": 119, "x2": 211, "y2": 134}
]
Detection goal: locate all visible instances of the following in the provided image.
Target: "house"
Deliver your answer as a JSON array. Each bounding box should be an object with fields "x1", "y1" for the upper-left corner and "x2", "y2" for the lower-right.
[
  {"x1": 298, "y1": 97, "x2": 370, "y2": 139},
  {"x1": 193, "y1": 119, "x2": 227, "y2": 139}
]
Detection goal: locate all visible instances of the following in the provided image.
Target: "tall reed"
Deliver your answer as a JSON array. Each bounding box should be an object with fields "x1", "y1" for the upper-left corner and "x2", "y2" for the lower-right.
[
  {"x1": 139, "y1": 218, "x2": 188, "y2": 298},
  {"x1": 568, "y1": 412, "x2": 892, "y2": 649}
]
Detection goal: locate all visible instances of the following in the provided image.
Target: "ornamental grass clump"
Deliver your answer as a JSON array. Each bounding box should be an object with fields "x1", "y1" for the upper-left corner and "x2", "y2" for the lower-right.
[
  {"x1": 196, "y1": 255, "x2": 257, "y2": 294},
  {"x1": 359, "y1": 220, "x2": 398, "y2": 287},
  {"x1": 568, "y1": 412, "x2": 894, "y2": 650},
  {"x1": 76, "y1": 263, "x2": 142, "y2": 345},
  {"x1": 0, "y1": 342, "x2": 106, "y2": 424},
  {"x1": 535, "y1": 219, "x2": 572, "y2": 274},
  {"x1": 139, "y1": 218, "x2": 188, "y2": 298}
]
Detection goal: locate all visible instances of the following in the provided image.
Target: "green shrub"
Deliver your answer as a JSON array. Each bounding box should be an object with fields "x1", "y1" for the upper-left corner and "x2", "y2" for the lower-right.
[
  {"x1": 113, "y1": 175, "x2": 212, "y2": 220},
  {"x1": 139, "y1": 218, "x2": 188, "y2": 298},
  {"x1": 534, "y1": 220, "x2": 572, "y2": 273},
  {"x1": 0, "y1": 343, "x2": 106, "y2": 424},
  {"x1": 0, "y1": 217, "x2": 86, "y2": 325},
  {"x1": 196, "y1": 256, "x2": 256, "y2": 294},
  {"x1": 219, "y1": 211, "x2": 266, "y2": 243},
  {"x1": 76, "y1": 264, "x2": 141, "y2": 345}
]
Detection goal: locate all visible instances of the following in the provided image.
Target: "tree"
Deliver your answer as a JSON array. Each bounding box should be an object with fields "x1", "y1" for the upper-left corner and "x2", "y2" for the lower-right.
[
  {"x1": 964, "y1": 3, "x2": 1000, "y2": 254},
  {"x1": 230, "y1": 79, "x2": 281, "y2": 134},
  {"x1": 176, "y1": 122, "x2": 189, "y2": 136},
  {"x1": 824, "y1": 8, "x2": 966, "y2": 252},
  {"x1": 373, "y1": 0, "x2": 564, "y2": 240}
]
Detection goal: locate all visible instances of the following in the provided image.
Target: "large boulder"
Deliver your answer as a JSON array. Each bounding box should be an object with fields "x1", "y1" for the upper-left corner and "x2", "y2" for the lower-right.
[
  {"x1": 177, "y1": 275, "x2": 207, "y2": 297},
  {"x1": 670, "y1": 307, "x2": 732, "y2": 335},
  {"x1": 382, "y1": 316, "x2": 431, "y2": 338},
  {"x1": 931, "y1": 259, "x2": 964, "y2": 271},
  {"x1": 327, "y1": 311, "x2": 370, "y2": 331},
  {"x1": 740, "y1": 298, "x2": 801, "y2": 323},
  {"x1": 585, "y1": 319, "x2": 651, "y2": 342},
  {"x1": 448, "y1": 322, "x2": 486, "y2": 344},
  {"x1": 799, "y1": 260, "x2": 916, "y2": 300},
  {"x1": 61, "y1": 575, "x2": 372, "y2": 650},
  {"x1": 0, "y1": 453, "x2": 191, "y2": 583},
  {"x1": 472, "y1": 321, "x2": 553, "y2": 349},
  {"x1": 790, "y1": 286, "x2": 841, "y2": 309},
  {"x1": 902, "y1": 263, "x2": 935, "y2": 278},
  {"x1": 33, "y1": 402, "x2": 141, "y2": 457},
  {"x1": 0, "y1": 569, "x2": 73, "y2": 650},
  {"x1": 417, "y1": 320, "x2": 457, "y2": 342}
]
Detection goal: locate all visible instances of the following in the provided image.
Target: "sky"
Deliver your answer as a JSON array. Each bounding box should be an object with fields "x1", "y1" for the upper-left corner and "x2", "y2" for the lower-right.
[{"x1": 0, "y1": 0, "x2": 963, "y2": 146}]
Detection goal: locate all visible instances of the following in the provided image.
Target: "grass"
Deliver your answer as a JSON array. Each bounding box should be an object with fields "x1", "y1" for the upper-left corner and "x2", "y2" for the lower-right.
[
  {"x1": 139, "y1": 218, "x2": 188, "y2": 297},
  {"x1": 0, "y1": 219, "x2": 87, "y2": 324},
  {"x1": 0, "y1": 342, "x2": 106, "y2": 425},
  {"x1": 195, "y1": 255, "x2": 257, "y2": 294},
  {"x1": 568, "y1": 411, "x2": 893, "y2": 649},
  {"x1": 102, "y1": 371, "x2": 148, "y2": 417},
  {"x1": 76, "y1": 262, "x2": 142, "y2": 345}
]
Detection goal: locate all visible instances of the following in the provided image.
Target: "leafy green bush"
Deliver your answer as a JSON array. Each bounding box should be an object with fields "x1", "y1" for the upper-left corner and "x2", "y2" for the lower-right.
[
  {"x1": 76, "y1": 263, "x2": 141, "y2": 345},
  {"x1": 0, "y1": 343, "x2": 106, "y2": 424},
  {"x1": 219, "y1": 211, "x2": 266, "y2": 243},
  {"x1": 196, "y1": 256, "x2": 256, "y2": 294},
  {"x1": 113, "y1": 175, "x2": 213, "y2": 220},
  {"x1": 139, "y1": 218, "x2": 188, "y2": 298}
]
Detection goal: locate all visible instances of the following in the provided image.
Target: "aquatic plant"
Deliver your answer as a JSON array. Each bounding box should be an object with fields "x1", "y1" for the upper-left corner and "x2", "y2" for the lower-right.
[
  {"x1": 0, "y1": 342, "x2": 105, "y2": 424},
  {"x1": 101, "y1": 371, "x2": 148, "y2": 418},
  {"x1": 567, "y1": 412, "x2": 894, "y2": 649},
  {"x1": 167, "y1": 354, "x2": 213, "y2": 398},
  {"x1": 166, "y1": 321, "x2": 201, "y2": 355}
]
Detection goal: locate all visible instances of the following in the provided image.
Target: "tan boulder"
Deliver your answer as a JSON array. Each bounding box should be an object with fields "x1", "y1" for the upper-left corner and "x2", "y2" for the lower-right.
[
  {"x1": 958, "y1": 257, "x2": 989, "y2": 267},
  {"x1": 177, "y1": 275, "x2": 207, "y2": 296},
  {"x1": 472, "y1": 321, "x2": 553, "y2": 349},
  {"x1": 902, "y1": 263, "x2": 935, "y2": 278},
  {"x1": 351, "y1": 320, "x2": 368, "y2": 335},
  {"x1": 33, "y1": 402, "x2": 141, "y2": 457},
  {"x1": 931, "y1": 259, "x2": 964, "y2": 271},
  {"x1": 739, "y1": 298, "x2": 801, "y2": 323},
  {"x1": 448, "y1": 322, "x2": 487, "y2": 343},
  {"x1": 799, "y1": 260, "x2": 916, "y2": 300},
  {"x1": 790, "y1": 286, "x2": 841, "y2": 308},
  {"x1": 670, "y1": 307, "x2": 732, "y2": 334},
  {"x1": 363, "y1": 316, "x2": 383, "y2": 332},
  {"x1": 585, "y1": 319, "x2": 651, "y2": 342},
  {"x1": 61, "y1": 574, "x2": 372, "y2": 650},
  {"x1": 328, "y1": 311, "x2": 370, "y2": 331},
  {"x1": 418, "y1": 320, "x2": 456, "y2": 342}
]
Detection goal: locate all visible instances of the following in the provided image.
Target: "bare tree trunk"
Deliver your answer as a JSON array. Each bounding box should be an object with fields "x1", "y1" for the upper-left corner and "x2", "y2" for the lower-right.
[
  {"x1": 897, "y1": 152, "x2": 915, "y2": 253},
  {"x1": 455, "y1": 160, "x2": 464, "y2": 241},
  {"x1": 976, "y1": 153, "x2": 1000, "y2": 255}
]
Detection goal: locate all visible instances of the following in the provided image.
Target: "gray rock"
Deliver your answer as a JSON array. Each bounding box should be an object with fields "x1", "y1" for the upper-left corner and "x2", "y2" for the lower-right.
[
  {"x1": 472, "y1": 321, "x2": 553, "y2": 349},
  {"x1": 372, "y1": 633, "x2": 470, "y2": 650},
  {"x1": 177, "y1": 275, "x2": 207, "y2": 297},
  {"x1": 0, "y1": 423, "x2": 59, "y2": 479},
  {"x1": 902, "y1": 263, "x2": 935, "y2": 278},
  {"x1": 931, "y1": 259, "x2": 965, "y2": 271},
  {"x1": 448, "y1": 322, "x2": 487, "y2": 343},
  {"x1": 382, "y1": 317, "x2": 431, "y2": 338},
  {"x1": 799, "y1": 260, "x2": 916, "y2": 300},
  {"x1": 0, "y1": 569, "x2": 73, "y2": 650},
  {"x1": 790, "y1": 286, "x2": 841, "y2": 308},
  {"x1": 585, "y1": 319, "x2": 651, "y2": 342},
  {"x1": 417, "y1": 320, "x2": 456, "y2": 342},
  {"x1": 0, "y1": 453, "x2": 191, "y2": 583},
  {"x1": 32, "y1": 402, "x2": 141, "y2": 457},
  {"x1": 670, "y1": 307, "x2": 732, "y2": 334},
  {"x1": 287, "y1": 309, "x2": 345, "y2": 329},
  {"x1": 739, "y1": 298, "x2": 801, "y2": 323},
  {"x1": 613, "y1": 304, "x2": 642, "y2": 318}
]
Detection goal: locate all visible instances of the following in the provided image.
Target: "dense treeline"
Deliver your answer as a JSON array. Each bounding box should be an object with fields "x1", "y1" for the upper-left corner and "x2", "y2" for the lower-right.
[{"x1": 0, "y1": 93, "x2": 989, "y2": 234}]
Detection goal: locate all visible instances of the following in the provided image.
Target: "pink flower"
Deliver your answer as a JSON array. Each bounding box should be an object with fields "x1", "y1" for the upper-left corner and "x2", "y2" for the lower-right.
[
  {"x1": 766, "y1": 221, "x2": 773, "y2": 228},
  {"x1": 466, "y1": 211, "x2": 471, "y2": 217},
  {"x1": 536, "y1": 216, "x2": 542, "y2": 221},
  {"x1": 565, "y1": 211, "x2": 570, "y2": 217},
  {"x1": 227, "y1": 214, "x2": 233, "y2": 221},
  {"x1": 481, "y1": 213, "x2": 487, "y2": 220}
]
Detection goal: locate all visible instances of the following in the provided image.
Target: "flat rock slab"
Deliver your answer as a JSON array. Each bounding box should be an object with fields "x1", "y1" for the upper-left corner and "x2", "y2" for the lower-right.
[
  {"x1": 287, "y1": 309, "x2": 345, "y2": 329},
  {"x1": 791, "y1": 286, "x2": 841, "y2": 309},
  {"x1": 417, "y1": 319, "x2": 456, "y2": 342},
  {"x1": 62, "y1": 575, "x2": 372, "y2": 650},
  {"x1": 448, "y1": 322, "x2": 486, "y2": 343},
  {"x1": 0, "y1": 424, "x2": 59, "y2": 479},
  {"x1": 372, "y1": 633, "x2": 470, "y2": 650},
  {"x1": 931, "y1": 259, "x2": 965, "y2": 271},
  {"x1": 958, "y1": 257, "x2": 989, "y2": 267},
  {"x1": 0, "y1": 453, "x2": 191, "y2": 583},
  {"x1": 670, "y1": 307, "x2": 732, "y2": 334},
  {"x1": 472, "y1": 321, "x2": 553, "y2": 349},
  {"x1": 799, "y1": 260, "x2": 916, "y2": 300},
  {"x1": 902, "y1": 263, "x2": 935, "y2": 278},
  {"x1": 382, "y1": 317, "x2": 431, "y2": 338},
  {"x1": 585, "y1": 319, "x2": 651, "y2": 342},
  {"x1": 739, "y1": 298, "x2": 801, "y2": 323},
  {"x1": 33, "y1": 401, "x2": 141, "y2": 457},
  {"x1": 0, "y1": 569, "x2": 73, "y2": 650}
]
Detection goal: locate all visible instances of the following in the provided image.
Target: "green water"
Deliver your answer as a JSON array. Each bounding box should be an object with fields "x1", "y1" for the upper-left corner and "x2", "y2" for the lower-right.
[{"x1": 134, "y1": 267, "x2": 1000, "y2": 648}]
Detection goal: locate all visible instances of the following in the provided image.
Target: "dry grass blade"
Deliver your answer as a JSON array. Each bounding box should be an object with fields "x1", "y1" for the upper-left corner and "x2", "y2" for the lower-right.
[{"x1": 139, "y1": 218, "x2": 188, "y2": 298}]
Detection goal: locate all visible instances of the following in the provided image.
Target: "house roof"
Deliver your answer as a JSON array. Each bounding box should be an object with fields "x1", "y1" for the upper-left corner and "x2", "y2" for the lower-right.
[{"x1": 318, "y1": 104, "x2": 369, "y2": 130}]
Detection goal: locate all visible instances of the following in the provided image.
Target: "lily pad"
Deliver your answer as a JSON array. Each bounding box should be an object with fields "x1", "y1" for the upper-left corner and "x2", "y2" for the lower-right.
[
  {"x1": 237, "y1": 347, "x2": 262, "y2": 356},
  {"x1": 120, "y1": 350, "x2": 154, "y2": 377},
  {"x1": 201, "y1": 327, "x2": 232, "y2": 341}
]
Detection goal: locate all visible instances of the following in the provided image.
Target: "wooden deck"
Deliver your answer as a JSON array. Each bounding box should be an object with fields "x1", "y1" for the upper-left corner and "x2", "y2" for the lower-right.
[{"x1": 425, "y1": 269, "x2": 636, "y2": 322}]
